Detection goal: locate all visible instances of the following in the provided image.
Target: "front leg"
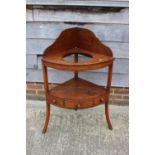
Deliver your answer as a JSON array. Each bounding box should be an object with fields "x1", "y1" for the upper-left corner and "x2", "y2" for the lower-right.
[
  {"x1": 105, "y1": 63, "x2": 113, "y2": 130},
  {"x1": 42, "y1": 61, "x2": 50, "y2": 133},
  {"x1": 42, "y1": 101, "x2": 50, "y2": 133},
  {"x1": 105, "y1": 101, "x2": 112, "y2": 130}
]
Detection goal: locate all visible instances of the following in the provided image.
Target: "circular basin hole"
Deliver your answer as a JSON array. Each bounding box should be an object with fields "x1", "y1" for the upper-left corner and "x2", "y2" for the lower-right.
[{"x1": 63, "y1": 53, "x2": 93, "y2": 62}]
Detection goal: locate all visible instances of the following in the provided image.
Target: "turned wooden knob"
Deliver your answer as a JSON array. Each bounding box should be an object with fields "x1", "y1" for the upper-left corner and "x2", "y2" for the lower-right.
[
  {"x1": 77, "y1": 103, "x2": 81, "y2": 108},
  {"x1": 52, "y1": 99, "x2": 56, "y2": 104},
  {"x1": 63, "y1": 100, "x2": 66, "y2": 106},
  {"x1": 100, "y1": 98, "x2": 104, "y2": 102}
]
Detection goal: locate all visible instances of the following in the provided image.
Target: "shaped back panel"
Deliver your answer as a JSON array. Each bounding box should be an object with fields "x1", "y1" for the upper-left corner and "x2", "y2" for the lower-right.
[{"x1": 43, "y1": 27, "x2": 113, "y2": 57}]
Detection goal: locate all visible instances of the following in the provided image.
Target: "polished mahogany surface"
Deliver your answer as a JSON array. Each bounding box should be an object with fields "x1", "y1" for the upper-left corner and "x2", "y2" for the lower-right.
[{"x1": 41, "y1": 27, "x2": 114, "y2": 133}]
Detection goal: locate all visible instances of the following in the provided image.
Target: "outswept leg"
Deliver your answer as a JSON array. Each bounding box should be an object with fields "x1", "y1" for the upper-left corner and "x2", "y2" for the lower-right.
[
  {"x1": 42, "y1": 102, "x2": 50, "y2": 133},
  {"x1": 105, "y1": 101, "x2": 112, "y2": 130}
]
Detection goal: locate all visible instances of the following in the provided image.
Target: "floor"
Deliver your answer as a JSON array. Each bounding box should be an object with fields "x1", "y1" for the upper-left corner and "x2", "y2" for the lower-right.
[{"x1": 27, "y1": 100, "x2": 129, "y2": 155}]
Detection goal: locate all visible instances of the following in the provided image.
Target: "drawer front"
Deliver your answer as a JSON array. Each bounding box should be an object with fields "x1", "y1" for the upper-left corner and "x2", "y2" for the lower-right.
[{"x1": 50, "y1": 96, "x2": 103, "y2": 109}]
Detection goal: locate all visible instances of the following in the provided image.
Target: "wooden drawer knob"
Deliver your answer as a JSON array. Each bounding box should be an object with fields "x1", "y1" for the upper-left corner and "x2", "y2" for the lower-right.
[
  {"x1": 100, "y1": 98, "x2": 104, "y2": 102},
  {"x1": 63, "y1": 100, "x2": 66, "y2": 106},
  {"x1": 77, "y1": 103, "x2": 80, "y2": 108},
  {"x1": 52, "y1": 99, "x2": 56, "y2": 104}
]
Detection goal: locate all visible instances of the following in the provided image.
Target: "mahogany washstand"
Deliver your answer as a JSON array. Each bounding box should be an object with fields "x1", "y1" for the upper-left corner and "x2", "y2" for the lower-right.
[{"x1": 41, "y1": 27, "x2": 115, "y2": 133}]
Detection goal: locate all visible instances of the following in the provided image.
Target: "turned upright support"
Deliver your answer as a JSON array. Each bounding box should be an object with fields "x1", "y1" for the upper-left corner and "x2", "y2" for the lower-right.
[
  {"x1": 74, "y1": 53, "x2": 78, "y2": 78},
  {"x1": 106, "y1": 64, "x2": 113, "y2": 92},
  {"x1": 42, "y1": 61, "x2": 49, "y2": 93}
]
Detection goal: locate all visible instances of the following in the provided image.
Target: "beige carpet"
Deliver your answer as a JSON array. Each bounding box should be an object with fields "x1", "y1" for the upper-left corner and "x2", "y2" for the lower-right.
[{"x1": 27, "y1": 100, "x2": 129, "y2": 155}]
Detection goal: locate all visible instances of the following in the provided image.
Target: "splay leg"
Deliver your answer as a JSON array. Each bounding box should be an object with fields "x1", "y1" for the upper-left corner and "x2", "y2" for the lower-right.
[
  {"x1": 105, "y1": 101, "x2": 112, "y2": 130},
  {"x1": 42, "y1": 102, "x2": 50, "y2": 133}
]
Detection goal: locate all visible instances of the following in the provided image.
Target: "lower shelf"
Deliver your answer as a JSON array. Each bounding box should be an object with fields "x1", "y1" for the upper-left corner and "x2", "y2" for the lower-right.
[{"x1": 48, "y1": 78, "x2": 109, "y2": 109}]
